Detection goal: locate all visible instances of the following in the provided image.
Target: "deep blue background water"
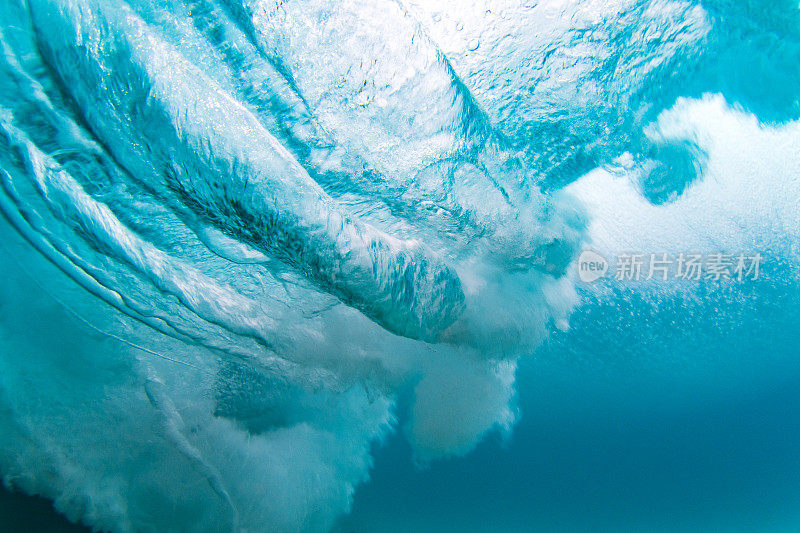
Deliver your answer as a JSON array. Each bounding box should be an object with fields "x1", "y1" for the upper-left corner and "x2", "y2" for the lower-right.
[
  {"x1": 0, "y1": 487, "x2": 88, "y2": 532},
  {"x1": 337, "y1": 276, "x2": 800, "y2": 532}
]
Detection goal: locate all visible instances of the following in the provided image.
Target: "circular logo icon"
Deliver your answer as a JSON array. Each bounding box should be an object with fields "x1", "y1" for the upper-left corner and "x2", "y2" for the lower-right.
[{"x1": 576, "y1": 250, "x2": 609, "y2": 283}]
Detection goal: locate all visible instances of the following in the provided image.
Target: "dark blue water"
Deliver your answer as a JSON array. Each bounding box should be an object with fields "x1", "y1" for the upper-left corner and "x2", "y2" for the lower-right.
[
  {"x1": 0, "y1": 487, "x2": 88, "y2": 532},
  {"x1": 339, "y1": 279, "x2": 800, "y2": 532}
]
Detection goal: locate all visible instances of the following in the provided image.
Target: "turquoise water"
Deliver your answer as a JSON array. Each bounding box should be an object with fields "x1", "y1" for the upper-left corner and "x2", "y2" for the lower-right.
[
  {"x1": 0, "y1": 0, "x2": 799, "y2": 531},
  {"x1": 340, "y1": 278, "x2": 800, "y2": 531}
]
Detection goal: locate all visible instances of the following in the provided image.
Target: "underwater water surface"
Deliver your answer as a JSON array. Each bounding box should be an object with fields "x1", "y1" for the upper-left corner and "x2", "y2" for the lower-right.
[{"x1": 0, "y1": 0, "x2": 799, "y2": 531}]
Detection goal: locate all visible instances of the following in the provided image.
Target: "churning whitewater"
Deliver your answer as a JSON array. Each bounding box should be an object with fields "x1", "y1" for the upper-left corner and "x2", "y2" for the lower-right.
[{"x1": 0, "y1": 0, "x2": 798, "y2": 530}]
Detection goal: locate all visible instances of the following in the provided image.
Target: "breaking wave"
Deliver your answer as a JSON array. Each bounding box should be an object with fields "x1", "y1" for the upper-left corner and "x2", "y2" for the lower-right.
[{"x1": 0, "y1": 0, "x2": 797, "y2": 530}]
